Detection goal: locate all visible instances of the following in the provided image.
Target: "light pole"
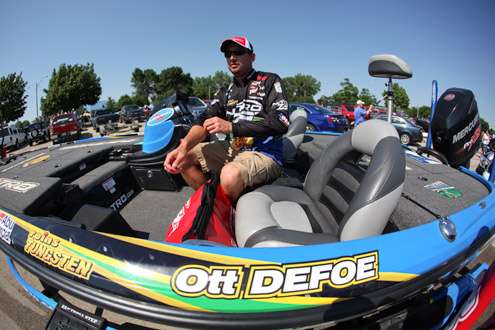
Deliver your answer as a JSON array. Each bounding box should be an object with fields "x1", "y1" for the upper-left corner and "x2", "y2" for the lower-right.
[{"x1": 35, "y1": 75, "x2": 49, "y2": 120}]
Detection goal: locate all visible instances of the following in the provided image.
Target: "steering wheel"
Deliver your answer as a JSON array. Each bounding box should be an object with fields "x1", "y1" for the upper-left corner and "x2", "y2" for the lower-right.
[{"x1": 416, "y1": 147, "x2": 449, "y2": 165}]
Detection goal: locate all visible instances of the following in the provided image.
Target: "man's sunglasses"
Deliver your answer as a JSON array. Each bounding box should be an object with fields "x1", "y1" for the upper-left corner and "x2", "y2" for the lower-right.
[{"x1": 224, "y1": 50, "x2": 250, "y2": 58}]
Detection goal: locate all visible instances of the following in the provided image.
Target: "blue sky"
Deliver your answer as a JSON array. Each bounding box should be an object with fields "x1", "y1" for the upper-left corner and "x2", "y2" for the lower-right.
[{"x1": 1, "y1": 0, "x2": 495, "y2": 125}]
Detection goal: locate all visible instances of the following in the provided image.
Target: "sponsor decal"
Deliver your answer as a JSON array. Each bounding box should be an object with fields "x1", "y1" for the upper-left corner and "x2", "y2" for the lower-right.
[
  {"x1": 273, "y1": 99, "x2": 288, "y2": 111},
  {"x1": 148, "y1": 108, "x2": 174, "y2": 127},
  {"x1": 169, "y1": 199, "x2": 191, "y2": 234},
  {"x1": 424, "y1": 181, "x2": 462, "y2": 199},
  {"x1": 79, "y1": 163, "x2": 87, "y2": 171},
  {"x1": 256, "y1": 74, "x2": 268, "y2": 81},
  {"x1": 278, "y1": 113, "x2": 290, "y2": 127},
  {"x1": 463, "y1": 125, "x2": 481, "y2": 151},
  {"x1": 0, "y1": 177, "x2": 40, "y2": 193},
  {"x1": 22, "y1": 154, "x2": 50, "y2": 168},
  {"x1": 24, "y1": 231, "x2": 94, "y2": 280},
  {"x1": 249, "y1": 81, "x2": 265, "y2": 97},
  {"x1": 102, "y1": 177, "x2": 117, "y2": 194},
  {"x1": 0, "y1": 211, "x2": 15, "y2": 244},
  {"x1": 274, "y1": 82, "x2": 283, "y2": 93},
  {"x1": 227, "y1": 99, "x2": 238, "y2": 107},
  {"x1": 453, "y1": 114, "x2": 479, "y2": 144},
  {"x1": 172, "y1": 251, "x2": 378, "y2": 299},
  {"x1": 227, "y1": 100, "x2": 263, "y2": 122},
  {"x1": 444, "y1": 93, "x2": 456, "y2": 101},
  {"x1": 110, "y1": 189, "x2": 135, "y2": 211}
]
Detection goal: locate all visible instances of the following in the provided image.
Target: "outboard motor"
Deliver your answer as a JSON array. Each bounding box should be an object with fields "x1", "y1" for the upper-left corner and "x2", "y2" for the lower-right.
[
  {"x1": 128, "y1": 108, "x2": 188, "y2": 191},
  {"x1": 430, "y1": 88, "x2": 481, "y2": 168}
]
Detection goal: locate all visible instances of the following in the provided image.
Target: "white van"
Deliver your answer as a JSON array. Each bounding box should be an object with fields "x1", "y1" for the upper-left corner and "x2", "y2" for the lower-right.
[{"x1": 0, "y1": 127, "x2": 26, "y2": 150}]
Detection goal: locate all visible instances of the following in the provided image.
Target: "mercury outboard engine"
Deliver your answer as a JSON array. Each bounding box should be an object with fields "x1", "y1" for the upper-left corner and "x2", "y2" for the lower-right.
[{"x1": 430, "y1": 88, "x2": 481, "y2": 168}]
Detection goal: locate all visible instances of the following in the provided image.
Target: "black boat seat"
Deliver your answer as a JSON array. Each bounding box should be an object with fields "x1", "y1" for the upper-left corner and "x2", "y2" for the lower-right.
[
  {"x1": 283, "y1": 108, "x2": 308, "y2": 164},
  {"x1": 235, "y1": 120, "x2": 405, "y2": 247},
  {"x1": 368, "y1": 54, "x2": 412, "y2": 79}
]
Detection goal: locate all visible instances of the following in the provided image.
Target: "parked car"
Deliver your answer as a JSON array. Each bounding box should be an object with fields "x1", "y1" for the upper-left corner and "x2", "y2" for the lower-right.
[
  {"x1": 25, "y1": 122, "x2": 50, "y2": 146},
  {"x1": 186, "y1": 96, "x2": 208, "y2": 119},
  {"x1": 289, "y1": 103, "x2": 349, "y2": 132},
  {"x1": 413, "y1": 118, "x2": 430, "y2": 132},
  {"x1": 374, "y1": 114, "x2": 424, "y2": 145},
  {"x1": 91, "y1": 109, "x2": 120, "y2": 131},
  {"x1": 50, "y1": 112, "x2": 82, "y2": 144},
  {"x1": 120, "y1": 105, "x2": 145, "y2": 123},
  {"x1": 0, "y1": 126, "x2": 26, "y2": 150}
]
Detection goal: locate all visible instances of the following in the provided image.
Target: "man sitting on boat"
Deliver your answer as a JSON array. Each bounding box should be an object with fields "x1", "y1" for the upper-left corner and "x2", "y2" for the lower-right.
[{"x1": 163, "y1": 36, "x2": 290, "y2": 201}]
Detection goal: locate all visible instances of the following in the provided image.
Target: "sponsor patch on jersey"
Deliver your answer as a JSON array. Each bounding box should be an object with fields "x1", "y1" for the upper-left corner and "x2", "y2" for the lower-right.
[
  {"x1": 274, "y1": 82, "x2": 283, "y2": 93},
  {"x1": 227, "y1": 99, "x2": 238, "y2": 107},
  {"x1": 278, "y1": 113, "x2": 290, "y2": 127},
  {"x1": 256, "y1": 74, "x2": 268, "y2": 81},
  {"x1": 273, "y1": 100, "x2": 288, "y2": 111}
]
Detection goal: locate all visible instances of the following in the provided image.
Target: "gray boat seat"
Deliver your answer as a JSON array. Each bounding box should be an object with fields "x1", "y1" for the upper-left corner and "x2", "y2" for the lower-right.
[
  {"x1": 368, "y1": 54, "x2": 412, "y2": 79},
  {"x1": 283, "y1": 108, "x2": 308, "y2": 164},
  {"x1": 235, "y1": 119, "x2": 405, "y2": 247}
]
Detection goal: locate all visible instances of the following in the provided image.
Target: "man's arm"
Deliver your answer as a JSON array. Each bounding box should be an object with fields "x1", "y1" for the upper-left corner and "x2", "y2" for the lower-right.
[
  {"x1": 194, "y1": 86, "x2": 228, "y2": 126},
  {"x1": 232, "y1": 75, "x2": 289, "y2": 137}
]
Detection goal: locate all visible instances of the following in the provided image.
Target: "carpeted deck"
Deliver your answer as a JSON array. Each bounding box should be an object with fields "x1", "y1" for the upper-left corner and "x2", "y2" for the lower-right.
[{"x1": 120, "y1": 187, "x2": 194, "y2": 241}]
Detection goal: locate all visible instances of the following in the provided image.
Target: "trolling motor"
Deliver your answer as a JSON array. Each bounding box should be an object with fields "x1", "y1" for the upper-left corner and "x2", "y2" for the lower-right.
[
  {"x1": 368, "y1": 54, "x2": 413, "y2": 122},
  {"x1": 424, "y1": 88, "x2": 481, "y2": 168}
]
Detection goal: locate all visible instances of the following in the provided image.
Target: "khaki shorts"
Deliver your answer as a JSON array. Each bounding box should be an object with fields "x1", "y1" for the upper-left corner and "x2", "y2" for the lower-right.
[{"x1": 191, "y1": 141, "x2": 282, "y2": 187}]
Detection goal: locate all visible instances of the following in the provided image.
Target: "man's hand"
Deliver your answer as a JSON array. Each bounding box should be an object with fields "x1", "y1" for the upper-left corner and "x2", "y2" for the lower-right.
[
  {"x1": 203, "y1": 117, "x2": 232, "y2": 134},
  {"x1": 163, "y1": 139, "x2": 189, "y2": 174}
]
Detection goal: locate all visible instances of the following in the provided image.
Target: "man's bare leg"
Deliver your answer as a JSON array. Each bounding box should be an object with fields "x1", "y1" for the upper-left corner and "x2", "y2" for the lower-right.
[
  {"x1": 182, "y1": 166, "x2": 207, "y2": 190},
  {"x1": 220, "y1": 163, "x2": 245, "y2": 201},
  {"x1": 180, "y1": 151, "x2": 207, "y2": 190}
]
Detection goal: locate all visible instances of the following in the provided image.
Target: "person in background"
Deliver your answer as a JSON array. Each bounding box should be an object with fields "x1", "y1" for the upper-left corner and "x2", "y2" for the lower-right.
[
  {"x1": 354, "y1": 100, "x2": 372, "y2": 127},
  {"x1": 163, "y1": 36, "x2": 289, "y2": 202}
]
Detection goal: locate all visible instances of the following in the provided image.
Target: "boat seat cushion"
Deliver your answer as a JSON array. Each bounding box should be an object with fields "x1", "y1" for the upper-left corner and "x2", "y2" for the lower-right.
[
  {"x1": 236, "y1": 120, "x2": 405, "y2": 247},
  {"x1": 235, "y1": 185, "x2": 339, "y2": 247}
]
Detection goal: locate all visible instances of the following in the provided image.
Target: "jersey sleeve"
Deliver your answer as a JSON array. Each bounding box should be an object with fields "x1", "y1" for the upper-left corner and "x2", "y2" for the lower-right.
[
  {"x1": 194, "y1": 87, "x2": 227, "y2": 126},
  {"x1": 232, "y1": 75, "x2": 290, "y2": 137}
]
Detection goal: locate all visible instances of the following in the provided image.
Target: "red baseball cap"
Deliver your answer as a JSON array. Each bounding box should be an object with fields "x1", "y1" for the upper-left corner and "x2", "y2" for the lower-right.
[{"x1": 220, "y1": 36, "x2": 254, "y2": 53}]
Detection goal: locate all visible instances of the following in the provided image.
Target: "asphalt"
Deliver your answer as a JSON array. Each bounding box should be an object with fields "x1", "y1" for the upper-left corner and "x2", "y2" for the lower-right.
[{"x1": 0, "y1": 127, "x2": 493, "y2": 329}]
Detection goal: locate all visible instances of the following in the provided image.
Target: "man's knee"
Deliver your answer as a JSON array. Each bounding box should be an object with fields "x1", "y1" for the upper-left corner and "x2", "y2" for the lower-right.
[{"x1": 220, "y1": 164, "x2": 244, "y2": 199}]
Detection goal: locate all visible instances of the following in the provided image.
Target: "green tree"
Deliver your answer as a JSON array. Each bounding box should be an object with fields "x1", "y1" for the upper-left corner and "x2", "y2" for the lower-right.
[
  {"x1": 358, "y1": 88, "x2": 378, "y2": 106},
  {"x1": 383, "y1": 83, "x2": 409, "y2": 110},
  {"x1": 211, "y1": 71, "x2": 231, "y2": 91},
  {"x1": 282, "y1": 74, "x2": 321, "y2": 103},
  {"x1": 480, "y1": 117, "x2": 490, "y2": 133},
  {"x1": 131, "y1": 68, "x2": 158, "y2": 101},
  {"x1": 193, "y1": 76, "x2": 213, "y2": 99},
  {"x1": 106, "y1": 97, "x2": 117, "y2": 110},
  {"x1": 329, "y1": 78, "x2": 359, "y2": 105},
  {"x1": 317, "y1": 95, "x2": 334, "y2": 107},
  {"x1": 193, "y1": 71, "x2": 231, "y2": 100},
  {"x1": 41, "y1": 63, "x2": 101, "y2": 116},
  {"x1": 15, "y1": 120, "x2": 30, "y2": 129},
  {"x1": 117, "y1": 95, "x2": 134, "y2": 108},
  {"x1": 0, "y1": 73, "x2": 27, "y2": 125},
  {"x1": 132, "y1": 94, "x2": 148, "y2": 107},
  {"x1": 156, "y1": 66, "x2": 193, "y2": 98}
]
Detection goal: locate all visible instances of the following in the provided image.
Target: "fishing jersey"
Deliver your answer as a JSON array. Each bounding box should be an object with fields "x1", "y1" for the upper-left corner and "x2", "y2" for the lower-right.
[{"x1": 195, "y1": 69, "x2": 290, "y2": 164}]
